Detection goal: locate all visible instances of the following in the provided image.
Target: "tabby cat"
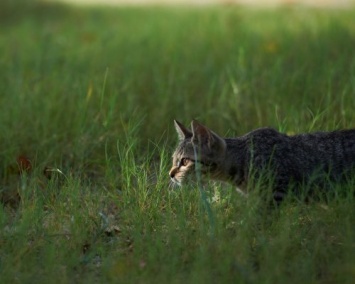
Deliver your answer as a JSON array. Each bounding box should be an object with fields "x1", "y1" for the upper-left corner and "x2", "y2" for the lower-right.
[{"x1": 169, "y1": 120, "x2": 355, "y2": 202}]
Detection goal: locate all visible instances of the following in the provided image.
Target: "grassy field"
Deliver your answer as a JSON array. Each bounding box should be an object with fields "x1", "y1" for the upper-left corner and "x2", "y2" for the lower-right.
[{"x1": 1, "y1": 1, "x2": 355, "y2": 283}]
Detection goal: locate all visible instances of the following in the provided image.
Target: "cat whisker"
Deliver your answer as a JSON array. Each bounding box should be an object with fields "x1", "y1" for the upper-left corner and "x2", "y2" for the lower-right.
[{"x1": 168, "y1": 180, "x2": 180, "y2": 189}]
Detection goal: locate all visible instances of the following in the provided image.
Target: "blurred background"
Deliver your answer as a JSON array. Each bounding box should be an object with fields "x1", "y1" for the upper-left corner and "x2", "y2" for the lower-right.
[
  {"x1": 1, "y1": 0, "x2": 355, "y2": 165},
  {"x1": 51, "y1": 0, "x2": 355, "y2": 7}
]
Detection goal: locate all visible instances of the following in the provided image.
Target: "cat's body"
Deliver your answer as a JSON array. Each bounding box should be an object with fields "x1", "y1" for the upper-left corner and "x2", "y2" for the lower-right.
[{"x1": 169, "y1": 120, "x2": 355, "y2": 202}]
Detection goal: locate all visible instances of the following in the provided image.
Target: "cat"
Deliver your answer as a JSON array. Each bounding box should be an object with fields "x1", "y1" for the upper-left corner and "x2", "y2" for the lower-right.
[{"x1": 169, "y1": 120, "x2": 355, "y2": 203}]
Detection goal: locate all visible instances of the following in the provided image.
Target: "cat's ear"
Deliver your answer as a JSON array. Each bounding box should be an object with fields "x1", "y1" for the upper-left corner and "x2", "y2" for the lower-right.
[
  {"x1": 191, "y1": 120, "x2": 211, "y2": 144},
  {"x1": 174, "y1": 120, "x2": 192, "y2": 140},
  {"x1": 191, "y1": 120, "x2": 226, "y2": 154}
]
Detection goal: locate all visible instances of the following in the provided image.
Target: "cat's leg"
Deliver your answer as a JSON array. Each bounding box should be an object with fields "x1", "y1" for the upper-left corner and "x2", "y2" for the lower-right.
[
  {"x1": 272, "y1": 178, "x2": 290, "y2": 206},
  {"x1": 272, "y1": 191, "x2": 286, "y2": 205}
]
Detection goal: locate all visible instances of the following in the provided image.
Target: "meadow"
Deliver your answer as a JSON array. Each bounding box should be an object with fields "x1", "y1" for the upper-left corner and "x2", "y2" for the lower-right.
[{"x1": 0, "y1": 1, "x2": 354, "y2": 283}]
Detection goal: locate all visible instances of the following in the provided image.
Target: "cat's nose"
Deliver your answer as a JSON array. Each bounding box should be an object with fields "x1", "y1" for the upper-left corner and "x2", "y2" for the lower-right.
[{"x1": 169, "y1": 169, "x2": 175, "y2": 178}]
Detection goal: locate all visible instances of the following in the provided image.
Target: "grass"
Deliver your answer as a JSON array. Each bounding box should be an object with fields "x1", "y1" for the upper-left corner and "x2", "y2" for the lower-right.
[{"x1": 0, "y1": 1, "x2": 355, "y2": 283}]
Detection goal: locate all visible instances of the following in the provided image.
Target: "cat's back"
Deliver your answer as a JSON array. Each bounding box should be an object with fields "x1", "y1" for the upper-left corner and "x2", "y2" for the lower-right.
[
  {"x1": 243, "y1": 127, "x2": 355, "y2": 157},
  {"x1": 226, "y1": 127, "x2": 288, "y2": 156},
  {"x1": 293, "y1": 129, "x2": 355, "y2": 147},
  {"x1": 290, "y1": 129, "x2": 355, "y2": 167},
  {"x1": 232, "y1": 127, "x2": 291, "y2": 165},
  {"x1": 239, "y1": 127, "x2": 355, "y2": 175},
  {"x1": 241, "y1": 127, "x2": 289, "y2": 147}
]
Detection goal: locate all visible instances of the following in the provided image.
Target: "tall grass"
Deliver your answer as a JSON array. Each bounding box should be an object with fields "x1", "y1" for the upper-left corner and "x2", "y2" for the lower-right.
[{"x1": 0, "y1": 2, "x2": 354, "y2": 283}]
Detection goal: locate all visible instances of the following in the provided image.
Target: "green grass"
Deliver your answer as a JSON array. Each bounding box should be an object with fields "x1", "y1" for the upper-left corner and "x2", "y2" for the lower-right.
[{"x1": 1, "y1": 1, "x2": 355, "y2": 283}]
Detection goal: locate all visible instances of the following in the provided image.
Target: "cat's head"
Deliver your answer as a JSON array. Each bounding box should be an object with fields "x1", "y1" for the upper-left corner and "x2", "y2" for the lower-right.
[{"x1": 169, "y1": 120, "x2": 226, "y2": 185}]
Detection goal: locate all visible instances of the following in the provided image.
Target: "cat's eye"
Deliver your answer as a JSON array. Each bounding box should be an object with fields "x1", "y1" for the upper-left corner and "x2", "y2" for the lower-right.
[{"x1": 180, "y1": 158, "x2": 190, "y2": 167}]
